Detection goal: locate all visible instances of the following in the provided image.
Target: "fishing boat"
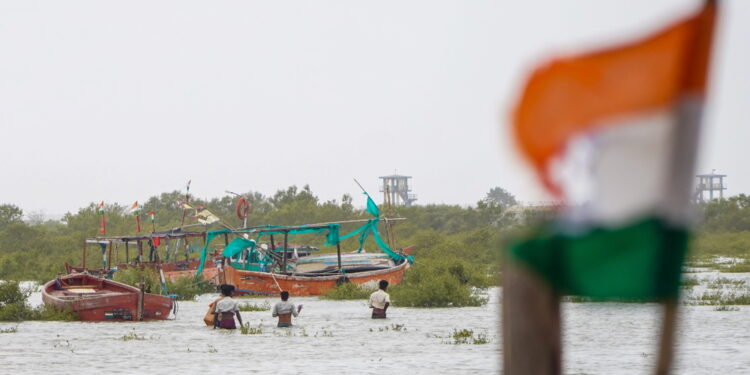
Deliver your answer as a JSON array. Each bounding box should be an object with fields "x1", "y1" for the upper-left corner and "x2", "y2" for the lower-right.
[
  {"x1": 41, "y1": 273, "x2": 174, "y2": 321},
  {"x1": 80, "y1": 229, "x2": 222, "y2": 284},
  {"x1": 224, "y1": 259, "x2": 409, "y2": 296},
  {"x1": 196, "y1": 194, "x2": 414, "y2": 296}
]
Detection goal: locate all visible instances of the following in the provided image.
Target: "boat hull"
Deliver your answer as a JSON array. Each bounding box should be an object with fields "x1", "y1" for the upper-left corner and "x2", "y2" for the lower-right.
[
  {"x1": 41, "y1": 274, "x2": 173, "y2": 322},
  {"x1": 223, "y1": 261, "x2": 409, "y2": 296}
]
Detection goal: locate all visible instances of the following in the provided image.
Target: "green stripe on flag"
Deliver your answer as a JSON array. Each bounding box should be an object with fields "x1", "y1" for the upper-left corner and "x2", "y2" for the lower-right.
[{"x1": 510, "y1": 217, "x2": 688, "y2": 300}]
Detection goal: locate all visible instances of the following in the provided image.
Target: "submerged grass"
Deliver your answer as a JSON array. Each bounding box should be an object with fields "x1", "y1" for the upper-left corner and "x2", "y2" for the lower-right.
[
  {"x1": 237, "y1": 301, "x2": 271, "y2": 312},
  {"x1": 118, "y1": 330, "x2": 147, "y2": 341},
  {"x1": 448, "y1": 329, "x2": 490, "y2": 345},
  {"x1": 321, "y1": 282, "x2": 371, "y2": 300},
  {"x1": 240, "y1": 323, "x2": 263, "y2": 335},
  {"x1": 706, "y1": 278, "x2": 746, "y2": 289},
  {"x1": 714, "y1": 305, "x2": 740, "y2": 312},
  {"x1": 690, "y1": 290, "x2": 750, "y2": 306}
]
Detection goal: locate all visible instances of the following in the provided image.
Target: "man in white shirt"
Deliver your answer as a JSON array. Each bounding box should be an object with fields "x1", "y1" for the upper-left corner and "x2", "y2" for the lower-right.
[
  {"x1": 368, "y1": 280, "x2": 390, "y2": 319},
  {"x1": 272, "y1": 290, "x2": 302, "y2": 327}
]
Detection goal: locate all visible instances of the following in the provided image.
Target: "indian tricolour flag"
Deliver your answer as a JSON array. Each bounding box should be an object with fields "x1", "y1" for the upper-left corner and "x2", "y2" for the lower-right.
[
  {"x1": 509, "y1": 2, "x2": 716, "y2": 300},
  {"x1": 129, "y1": 201, "x2": 141, "y2": 233},
  {"x1": 96, "y1": 201, "x2": 106, "y2": 234}
]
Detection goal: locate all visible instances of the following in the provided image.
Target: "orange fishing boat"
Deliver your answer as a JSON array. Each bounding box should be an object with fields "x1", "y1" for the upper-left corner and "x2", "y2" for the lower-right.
[
  {"x1": 223, "y1": 260, "x2": 409, "y2": 296},
  {"x1": 196, "y1": 201, "x2": 414, "y2": 296}
]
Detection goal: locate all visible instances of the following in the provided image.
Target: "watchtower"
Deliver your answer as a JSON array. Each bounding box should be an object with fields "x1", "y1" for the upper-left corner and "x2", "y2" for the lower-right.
[
  {"x1": 695, "y1": 171, "x2": 727, "y2": 202},
  {"x1": 379, "y1": 174, "x2": 417, "y2": 207}
]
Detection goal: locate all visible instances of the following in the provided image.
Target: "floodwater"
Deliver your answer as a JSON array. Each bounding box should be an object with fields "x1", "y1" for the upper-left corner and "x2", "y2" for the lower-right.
[{"x1": 1, "y1": 273, "x2": 749, "y2": 374}]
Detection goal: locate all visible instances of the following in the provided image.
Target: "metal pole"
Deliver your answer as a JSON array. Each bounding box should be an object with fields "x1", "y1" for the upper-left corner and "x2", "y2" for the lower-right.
[
  {"x1": 137, "y1": 240, "x2": 143, "y2": 265},
  {"x1": 82, "y1": 240, "x2": 87, "y2": 269},
  {"x1": 336, "y1": 242, "x2": 342, "y2": 274},
  {"x1": 107, "y1": 240, "x2": 113, "y2": 270},
  {"x1": 282, "y1": 232, "x2": 288, "y2": 273},
  {"x1": 270, "y1": 235, "x2": 276, "y2": 271},
  {"x1": 125, "y1": 242, "x2": 129, "y2": 263}
]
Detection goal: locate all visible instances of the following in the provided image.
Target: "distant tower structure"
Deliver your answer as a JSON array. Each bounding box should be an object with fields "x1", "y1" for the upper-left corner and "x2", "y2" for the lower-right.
[
  {"x1": 379, "y1": 173, "x2": 417, "y2": 207},
  {"x1": 695, "y1": 170, "x2": 727, "y2": 202}
]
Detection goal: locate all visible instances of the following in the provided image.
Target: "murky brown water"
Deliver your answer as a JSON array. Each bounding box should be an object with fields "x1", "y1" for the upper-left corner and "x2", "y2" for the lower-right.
[{"x1": 1, "y1": 273, "x2": 749, "y2": 374}]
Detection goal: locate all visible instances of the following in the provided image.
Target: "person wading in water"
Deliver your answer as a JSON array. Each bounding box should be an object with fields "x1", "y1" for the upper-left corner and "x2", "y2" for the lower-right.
[
  {"x1": 368, "y1": 280, "x2": 390, "y2": 319},
  {"x1": 213, "y1": 284, "x2": 243, "y2": 330},
  {"x1": 272, "y1": 291, "x2": 302, "y2": 327}
]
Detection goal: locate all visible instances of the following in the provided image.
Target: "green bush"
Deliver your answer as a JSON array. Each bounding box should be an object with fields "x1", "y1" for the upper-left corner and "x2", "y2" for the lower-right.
[
  {"x1": 113, "y1": 267, "x2": 163, "y2": 294},
  {"x1": 0, "y1": 281, "x2": 34, "y2": 321},
  {"x1": 321, "y1": 282, "x2": 371, "y2": 300},
  {"x1": 0, "y1": 281, "x2": 76, "y2": 321},
  {"x1": 390, "y1": 263, "x2": 488, "y2": 307},
  {"x1": 32, "y1": 304, "x2": 77, "y2": 321},
  {"x1": 237, "y1": 301, "x2": 271, "y2": 311},
  {"x1": 166, "y1": 276, "x2": 216, "y2": 301}
]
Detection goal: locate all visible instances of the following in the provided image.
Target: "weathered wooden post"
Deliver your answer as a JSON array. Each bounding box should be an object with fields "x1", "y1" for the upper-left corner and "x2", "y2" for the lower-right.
[
  {"x1": 137, "y1": 240, "x2": 143, "y2": 265},
  {"x1": 502, "y1": 259, "x2": 561, "y2": 375},
  {"x1": 136, "y1": 282, "x2": 145, "y2": 321},
  {"x1": 655, "y1": 301, "x2": 679, "y2": 375},
  {"x1": 82, "y1": 240, "x2": 87, "y2": 269},
  {"x1": 107, "y1": 240, "x2": 113, "y2": 271}
]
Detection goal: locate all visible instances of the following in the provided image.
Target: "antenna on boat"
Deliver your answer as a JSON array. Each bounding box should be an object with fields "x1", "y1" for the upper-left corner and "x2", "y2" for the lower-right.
[{"x1": 180, "y1": 179, "x2": 191, "y2": 227}]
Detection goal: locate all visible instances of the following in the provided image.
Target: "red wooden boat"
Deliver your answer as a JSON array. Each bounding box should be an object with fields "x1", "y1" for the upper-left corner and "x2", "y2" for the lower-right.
[{"x1": 41, "y1": 273, "x2": 174, "y2": 321}]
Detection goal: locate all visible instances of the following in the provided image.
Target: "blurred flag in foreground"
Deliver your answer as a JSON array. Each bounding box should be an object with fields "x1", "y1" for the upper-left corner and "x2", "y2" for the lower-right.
[{"x1": 510, "y1": 2, "x2": 716, "y2": 300}]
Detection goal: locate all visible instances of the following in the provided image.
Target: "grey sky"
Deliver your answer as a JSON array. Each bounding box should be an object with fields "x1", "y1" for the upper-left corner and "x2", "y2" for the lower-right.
[{"x1": 1, "y1": 0, "x2": 747, "y2": 216}]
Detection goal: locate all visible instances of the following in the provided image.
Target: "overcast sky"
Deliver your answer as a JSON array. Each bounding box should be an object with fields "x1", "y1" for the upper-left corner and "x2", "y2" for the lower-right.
[{"x1": 1, "y1": 0, "x2": 747, "y2": 216}]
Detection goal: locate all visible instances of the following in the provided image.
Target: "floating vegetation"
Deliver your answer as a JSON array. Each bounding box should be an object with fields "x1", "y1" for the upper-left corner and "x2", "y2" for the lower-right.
[
  {"x1": 375, "y1": 324, "x2": 407, "y2": 332},
  {"x1": 237, "y1": 301, "x2": 271, "y2": 312},
  {"x1": 118, "y1": 330, "x2": 148, "y2": 341},
  {"x1": 689, "y1": 290, "x2": 750, "y2": 306},
  {"x1": 681, "y1": 276, "x2": 700, "y2": 289},
  {"x1": 706, "y1": 278, "x2": 746, "y2": 289},
  {"x1": 207, "y1": 344, "x2": 218, "y2": 353},
  {"x1": 240, "y1": 323, "x2": 263, "y2": 335},
  {"x1": 714, "y1": 306, "x2": 740, "y2": 312},
  {"x1": 447, "y1": 328, "x2": 490, "y2": 345},
  {"x1": 314, "y1": 330, "x2": 334, "y2": 337},
  {"x1": 719, "y1": 262, "x2": 750, "y2": 273},
  {"x1": 0, "y1": 325, "x2": 18, "y2": 333},
  {"x1": 53, "y1": 336, "x2": 75, "y2": 353},
  {"x1": 321, "y1": 282, "x2": 371, "y2": 300}
]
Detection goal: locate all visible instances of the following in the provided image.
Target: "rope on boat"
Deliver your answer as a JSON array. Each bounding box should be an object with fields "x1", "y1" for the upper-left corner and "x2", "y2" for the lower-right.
[{"x1": 269, "y1": 272, "x2": 283, "y2": 292}]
